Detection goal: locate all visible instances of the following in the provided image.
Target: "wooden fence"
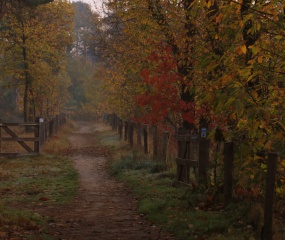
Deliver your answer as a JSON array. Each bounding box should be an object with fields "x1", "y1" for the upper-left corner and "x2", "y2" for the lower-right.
[
  {"x1": 104, "y1": 113, "x2": 279, "y2": 240},
  {"x1": 0, "y1": 113, "x2": 69, "y2": 157}
]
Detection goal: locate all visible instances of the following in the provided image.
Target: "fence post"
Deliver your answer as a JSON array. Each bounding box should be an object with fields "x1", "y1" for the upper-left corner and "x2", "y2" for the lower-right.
[
  {"x1": 143, "y1": 125, "x2": 148, "y2": 154},
  {"x1": 263, "y1": 153, "x2": 278, "y2": 240},
  {"x1": 63, "y1": 113, "x2": 66, "y2": 125},
  {"x1": 53, "y1": 116, "x2": 57, "y2": 133},
  {"x1": 34, "y1": 117, "x2": 43, "y2": 153},
  {"x1": 58, "y1": 114, "x2": 61, "y2": 126},
  {"x1": 153, "y1": 125, "x2": 158, "y2": 160},
  {"x1": 59, "y1": 113, "x2": 63, "y2": 127},
  {"x1": 129, "y1": 122, "x2": 134, "y2": 147},
  {"x1": 49, "y1": 119, "x2": 54, "y2": 137},
  {"x1": 41, "y1": 118, "x2": 45, "y2": 144},
  {"x1": 116, "y1": 116, "x2": 120, "y2": 133},
  {"x1": 0, "y1": 119, "x2": 2, "y2": 153},
  {"x1": 45, "y1": 121, "x2": 48, "y2": 141},
  {"x1": 176, "y1": 127, "x2": 190, "y2": 183},
  {"x1": 124, "y1": 121, "x2": 128, "y2": 141},
  {"x1": 198, "y1": 138, "x2": 210, "y2": 185},
  {"x1": 137, "y1": 123, "x2": 142, "y2": 147},
  {"x1": 112, "y1": 114, "x2": 116, "y2": 131},
  {"x1": 57, "y1": 115, "x2": 59, "y2": 130},
  {"x1": 118, "y1": 118, "x2": 123, "y2": 139},
  {"x1": 162, "y1": 131, "x2": 169, "y2": 162},
  {"x1": 223, "y1": 142, "x2": 234, "y2": 207}
]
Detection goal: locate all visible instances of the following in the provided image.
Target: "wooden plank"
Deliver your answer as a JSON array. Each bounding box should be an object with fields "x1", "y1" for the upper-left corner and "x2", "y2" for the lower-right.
[
  {"x1": 1, "y1": 126, "x2": 33, "y2": 153},
  {"x1": 0, "y1": 152, "x2": 38, "y2": 158},
  {"x1": 176, "y1": 158, "x2": 198, "y2": 168},
  {"x1": 0, "y1": 138, "x2": 39, "y2": 141},
  {"x1": 0, "y1": 122, "x2": 38, "y2": 127}
]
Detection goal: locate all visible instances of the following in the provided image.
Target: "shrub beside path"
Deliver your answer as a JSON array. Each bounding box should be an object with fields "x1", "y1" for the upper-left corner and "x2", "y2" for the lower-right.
[{"x1": 44, "y1": 121, "x2": 176, "y2": 240}]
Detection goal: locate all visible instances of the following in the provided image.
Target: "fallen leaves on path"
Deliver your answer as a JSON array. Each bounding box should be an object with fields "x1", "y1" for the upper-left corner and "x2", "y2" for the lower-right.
[{"x1": 61, "y1": 145, "x2": 112, "y2": 158}]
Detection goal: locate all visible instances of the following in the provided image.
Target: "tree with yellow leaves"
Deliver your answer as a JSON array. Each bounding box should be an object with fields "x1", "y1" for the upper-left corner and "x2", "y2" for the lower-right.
[{"x1": 0, "y1": 0, "x2": 74, "y2": 121}]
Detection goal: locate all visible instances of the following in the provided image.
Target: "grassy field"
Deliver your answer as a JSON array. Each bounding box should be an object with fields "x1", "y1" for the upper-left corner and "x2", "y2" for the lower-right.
[{"x1": 0, "y1": 123, "x2": 78, "y2": 239}]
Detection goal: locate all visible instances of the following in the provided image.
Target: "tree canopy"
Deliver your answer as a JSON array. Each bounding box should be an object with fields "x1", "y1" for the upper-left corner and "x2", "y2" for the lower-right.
[{"x1": 0, "y1": 0, "x2": 73, "y2": 121}]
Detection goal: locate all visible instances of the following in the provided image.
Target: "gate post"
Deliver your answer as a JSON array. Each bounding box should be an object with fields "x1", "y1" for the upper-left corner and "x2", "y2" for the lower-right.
[
  {"x1": 263, "y1": 153, "x2": 278, "y2": 240},
  {"x1": 35, "y1": 117, "x2": 44, "y2": 153}
]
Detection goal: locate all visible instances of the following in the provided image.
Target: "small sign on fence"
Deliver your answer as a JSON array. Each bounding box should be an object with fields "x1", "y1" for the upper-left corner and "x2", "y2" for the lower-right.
[{"x1": 201, "y1": 128, "x2": 207, "y2": 138}]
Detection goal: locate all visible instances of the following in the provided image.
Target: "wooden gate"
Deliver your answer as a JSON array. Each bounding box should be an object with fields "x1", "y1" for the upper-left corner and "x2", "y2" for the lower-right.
[{"x1": 0, "y1": 118, "x2": 44, "y2": 157}]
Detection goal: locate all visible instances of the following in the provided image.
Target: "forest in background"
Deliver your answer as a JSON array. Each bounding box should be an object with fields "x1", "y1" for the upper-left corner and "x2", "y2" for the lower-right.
[{"x1": 0, "y1": 0, "x2": 101, "y2": 122}]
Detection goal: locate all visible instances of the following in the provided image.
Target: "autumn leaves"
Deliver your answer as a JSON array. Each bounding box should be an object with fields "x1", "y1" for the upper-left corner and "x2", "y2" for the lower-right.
[
  {"x1": 0, "y1": 0, "x2": 73, "y2": 121},
  {"x1": 97, "y1": 0, "x2": 285, "y2": 157}
]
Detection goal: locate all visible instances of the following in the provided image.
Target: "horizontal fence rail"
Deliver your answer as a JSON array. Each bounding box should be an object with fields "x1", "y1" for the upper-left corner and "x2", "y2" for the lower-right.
[{"x1": 0, "y1": 113, "x2": 69, "y2": 157}]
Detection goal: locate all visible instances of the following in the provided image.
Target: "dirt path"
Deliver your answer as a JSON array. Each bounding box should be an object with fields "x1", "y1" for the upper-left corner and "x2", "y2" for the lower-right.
[{"x1": 47, "y1": 121, "x2": 176, "y2": 240}]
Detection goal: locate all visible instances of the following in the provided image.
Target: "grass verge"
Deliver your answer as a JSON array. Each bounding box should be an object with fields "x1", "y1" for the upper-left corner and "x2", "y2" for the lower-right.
[
  {"x1": 109, "y1": 144, "x2": 261, "y2": 240},
  {"x1": 0, "y1": 122, "x2": 78, "y2": 239}
]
